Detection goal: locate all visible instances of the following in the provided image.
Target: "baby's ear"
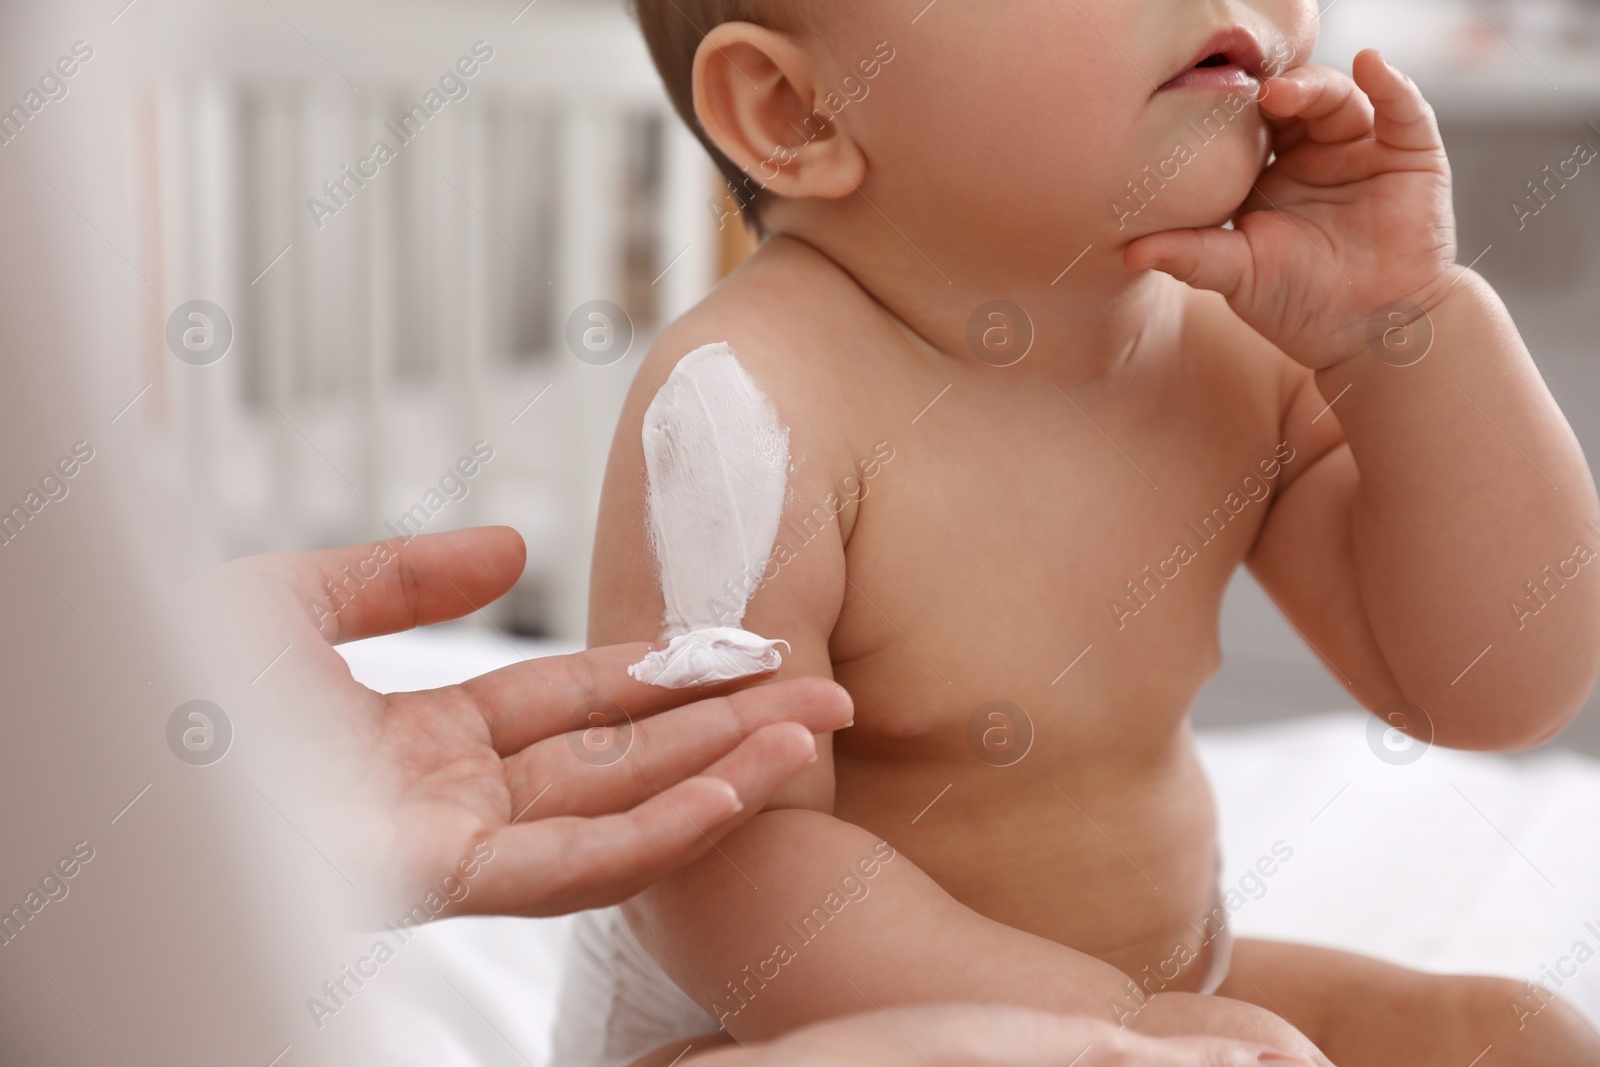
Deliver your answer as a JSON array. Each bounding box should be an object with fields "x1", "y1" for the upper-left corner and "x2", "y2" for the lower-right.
[{"x1": 692, "y1": 23, "x2": 866, "y2": 204}]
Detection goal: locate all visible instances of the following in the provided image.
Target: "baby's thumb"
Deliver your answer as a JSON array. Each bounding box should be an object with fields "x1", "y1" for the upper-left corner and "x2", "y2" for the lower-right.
[{"x1": 1125, "y1": 227, "x2": 1253, "y2": 299}]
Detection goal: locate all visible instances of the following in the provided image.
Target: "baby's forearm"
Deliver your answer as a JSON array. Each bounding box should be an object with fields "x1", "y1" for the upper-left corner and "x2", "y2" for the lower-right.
[
  {"x1": 1313, "y1": 270, "x2": 1600, "y2": 747},
  {"x1": 624, "y1": 809, "x2": 1321, "y2": 1059}
]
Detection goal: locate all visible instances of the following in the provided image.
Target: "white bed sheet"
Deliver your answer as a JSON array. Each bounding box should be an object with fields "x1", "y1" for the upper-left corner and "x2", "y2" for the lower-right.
[{"x1": 337, "y1": 627, "x2": 1600, "y2": 1065}]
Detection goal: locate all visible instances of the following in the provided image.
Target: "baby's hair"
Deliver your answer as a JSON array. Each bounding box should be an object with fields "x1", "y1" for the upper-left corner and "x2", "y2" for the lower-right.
[{"x1": 630, "y1": 0, "x2": 811, "y2": 229}]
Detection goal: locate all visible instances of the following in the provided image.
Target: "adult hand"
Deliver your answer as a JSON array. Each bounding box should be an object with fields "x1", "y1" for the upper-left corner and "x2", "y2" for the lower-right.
[
  {"x1": 209, "y1": 526, "x2": 851, "y2": 917},
  {"x1": 690, "y1": 1004, "x2": 1317, "y2": 1066}
]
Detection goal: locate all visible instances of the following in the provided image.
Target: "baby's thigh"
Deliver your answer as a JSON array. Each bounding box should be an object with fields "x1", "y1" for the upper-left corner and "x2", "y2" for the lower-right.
[{"x1": 1215, "y1": 938, "x2": 1600, "y2": 1067}]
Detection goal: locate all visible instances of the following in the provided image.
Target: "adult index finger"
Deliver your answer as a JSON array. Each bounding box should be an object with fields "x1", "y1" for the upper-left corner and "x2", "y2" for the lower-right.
[{"x1": 461, "y1": 640, "x2": 810, "y2": 755}]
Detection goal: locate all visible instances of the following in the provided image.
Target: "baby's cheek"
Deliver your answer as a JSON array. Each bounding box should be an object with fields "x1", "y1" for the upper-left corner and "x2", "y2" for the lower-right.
[
  {"x1": 1185, "y1": 111, "x2": 1274, "y2": 218},
  {"x1": 1112, "y1": 108, "x2": 1273, "y2": 236}
]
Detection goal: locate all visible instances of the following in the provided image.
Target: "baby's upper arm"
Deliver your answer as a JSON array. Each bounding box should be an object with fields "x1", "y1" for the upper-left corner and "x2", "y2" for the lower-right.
[
  {"x1": 1268, "y1": 359, "x2": 1351, "y2": 500},
  {"x1": 1245, "y1": 355, "x2": 1404, "y2": 709},
  {"x1": 588, "y1": 307, "x2": 857, "y2": 812}
]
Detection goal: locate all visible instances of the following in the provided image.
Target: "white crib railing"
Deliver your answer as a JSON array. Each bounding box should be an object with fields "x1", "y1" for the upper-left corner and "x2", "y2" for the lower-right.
[{"x1": 130, "y1": 2, "x2": 722, "y2": 641}]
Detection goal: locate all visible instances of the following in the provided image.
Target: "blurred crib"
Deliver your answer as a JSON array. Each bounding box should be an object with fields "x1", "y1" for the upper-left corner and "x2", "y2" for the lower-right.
[{"x1": 128, "y1": 0, "x2": 726, "y2": 640}]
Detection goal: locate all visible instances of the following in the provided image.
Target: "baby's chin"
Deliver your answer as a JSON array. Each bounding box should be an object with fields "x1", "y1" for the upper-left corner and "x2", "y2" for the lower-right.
[
  {"x1": 1110, "y1": 123, "x2": 1270, "y2": 238},
  {"x1": 1157, "y1": 181, "x2": 1256, "y2": 232}
]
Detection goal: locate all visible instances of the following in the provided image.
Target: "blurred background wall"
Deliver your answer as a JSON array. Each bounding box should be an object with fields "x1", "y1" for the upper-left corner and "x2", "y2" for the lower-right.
[
  {"x1": 81, "y1": 0, "x2": 732, "y2": 643},
  {"x1": 43, "y1": 0, "x2": 1600, "y2": 750}
]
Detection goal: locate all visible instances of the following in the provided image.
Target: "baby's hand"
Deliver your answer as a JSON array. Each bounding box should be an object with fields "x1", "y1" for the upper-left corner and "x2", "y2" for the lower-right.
[{"x1": 1126, "y1": 50, "x2": 1457, "y2": 370}]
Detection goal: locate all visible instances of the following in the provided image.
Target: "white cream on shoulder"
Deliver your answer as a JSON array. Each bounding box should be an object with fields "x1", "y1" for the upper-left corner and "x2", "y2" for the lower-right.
[{"x1": 628, "y1": 342, "x2": 791, "y2": 689}]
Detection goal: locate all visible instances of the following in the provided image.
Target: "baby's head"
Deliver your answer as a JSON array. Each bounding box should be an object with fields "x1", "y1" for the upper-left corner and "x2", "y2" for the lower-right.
[{"x1": 635, "y1": 1, "x2": 1317, "y2": 263}]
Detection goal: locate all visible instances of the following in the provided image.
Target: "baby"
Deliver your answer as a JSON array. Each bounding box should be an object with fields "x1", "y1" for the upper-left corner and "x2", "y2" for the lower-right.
[{"x1": 555, "y1": 0, "x2": 1600, "y2": 1063}]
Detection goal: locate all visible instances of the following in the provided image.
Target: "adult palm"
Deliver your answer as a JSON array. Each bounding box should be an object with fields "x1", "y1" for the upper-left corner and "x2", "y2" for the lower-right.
[{"x1": 212, "y1": 526, "x2": 850, "y2": 918}]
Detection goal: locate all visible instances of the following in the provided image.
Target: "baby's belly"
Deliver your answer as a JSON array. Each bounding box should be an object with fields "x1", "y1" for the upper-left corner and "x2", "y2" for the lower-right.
[{"x1": 832, "y1": 730, "x2": 1224, "y2": 992}]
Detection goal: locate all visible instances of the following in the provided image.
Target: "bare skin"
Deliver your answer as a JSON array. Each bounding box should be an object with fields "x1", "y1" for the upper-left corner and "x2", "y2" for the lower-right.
[
  {"x1": 200, "y1": 527, "x2": 853, "y2": 918},
  {"x1": 590, "y1": 0, "x2": 1600, "y2": 1062},
  {"x1": 640, "y1": 1004, "x2": 1314, "y2": 1067}
]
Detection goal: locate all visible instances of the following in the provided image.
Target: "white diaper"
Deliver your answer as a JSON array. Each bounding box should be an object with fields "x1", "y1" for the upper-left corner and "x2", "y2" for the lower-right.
[
  {"x1": 550, "y1": 907, "x2": 723, "y2": 1067},
  {"x1": 549, "y1": 897, "x2": 1234, "y2": 1066}
]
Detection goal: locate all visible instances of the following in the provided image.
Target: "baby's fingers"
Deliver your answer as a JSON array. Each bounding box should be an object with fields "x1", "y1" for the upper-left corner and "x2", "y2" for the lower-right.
[
  {"x1": 1352, "y1": 48, "x2": 1442, "y2": 152},
  {"x1": 1259, "y1": 64, "x2": 1373, "y2": 145}
]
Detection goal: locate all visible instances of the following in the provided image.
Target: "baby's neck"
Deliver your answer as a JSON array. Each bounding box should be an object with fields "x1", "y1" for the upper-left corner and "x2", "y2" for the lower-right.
[{"x1": 764, "y1": 210, "x2": 1180, "y2": 388}]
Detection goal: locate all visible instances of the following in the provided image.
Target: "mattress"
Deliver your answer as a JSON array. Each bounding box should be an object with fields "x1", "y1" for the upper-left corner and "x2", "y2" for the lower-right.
[{"x1": 338, "y1": 627, "x2": 1600, "y2": 1065}]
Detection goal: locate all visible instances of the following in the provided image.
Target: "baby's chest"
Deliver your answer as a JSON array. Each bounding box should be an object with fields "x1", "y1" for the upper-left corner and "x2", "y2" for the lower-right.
[{"x1": 828, "y1": 380, "x2": 1289, "y2": 748}]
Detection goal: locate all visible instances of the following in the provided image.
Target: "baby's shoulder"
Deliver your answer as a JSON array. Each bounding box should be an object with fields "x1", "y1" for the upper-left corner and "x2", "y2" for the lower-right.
[
  {"x1": 643, "y1": 237, "x2": 882, "y2": 389},
  {"x1": 631, "y1": 237, "x2": 897, "y2": 452}
]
